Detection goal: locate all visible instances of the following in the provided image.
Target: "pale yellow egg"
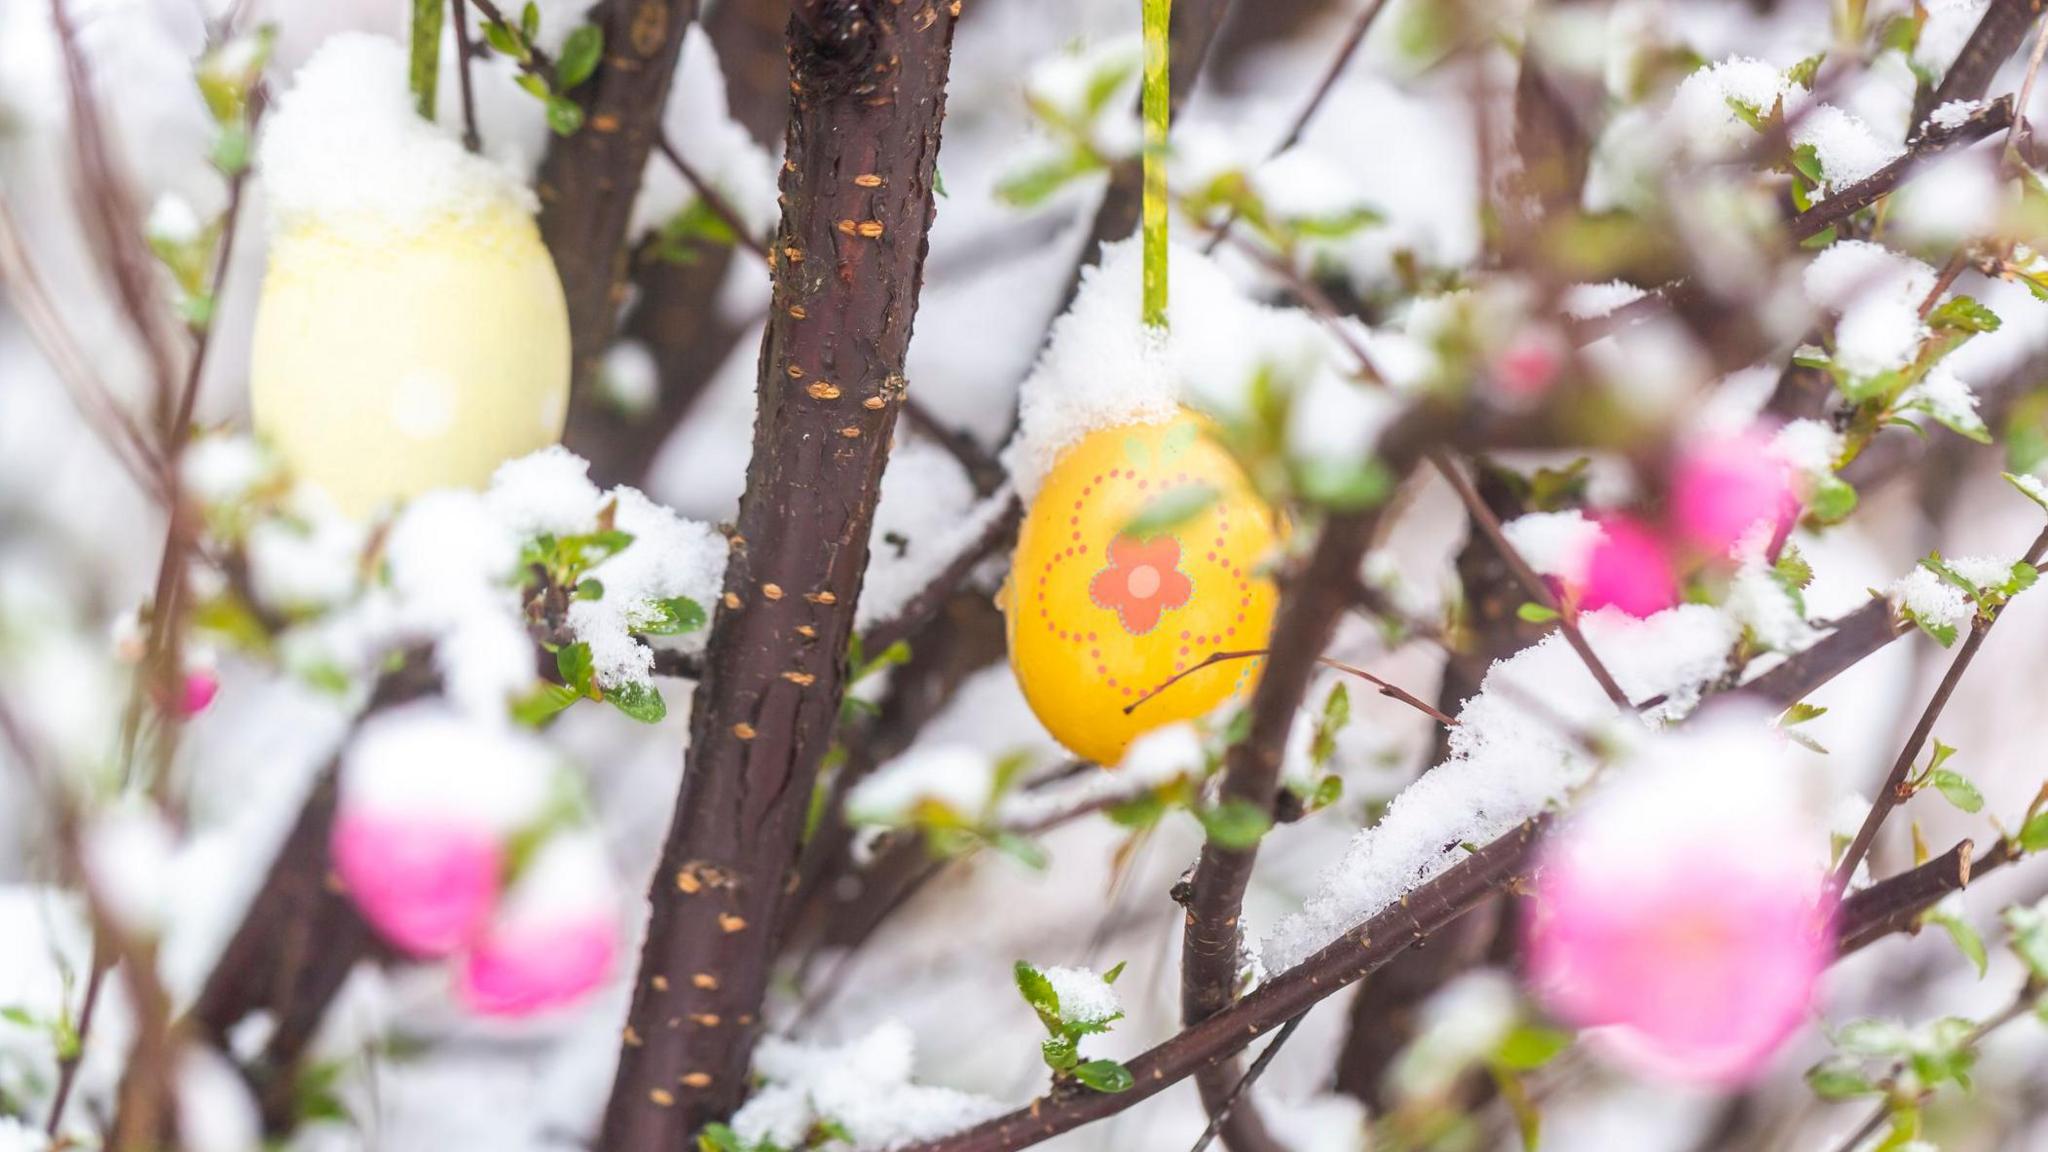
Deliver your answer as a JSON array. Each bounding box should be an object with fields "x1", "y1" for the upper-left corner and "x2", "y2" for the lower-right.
[
  {"x1": 249, "y1": 203, "x2": 571, "y2": 519},
  {"x1": 1005, "y1": 411, "x2": 1282, "y2": 765}
]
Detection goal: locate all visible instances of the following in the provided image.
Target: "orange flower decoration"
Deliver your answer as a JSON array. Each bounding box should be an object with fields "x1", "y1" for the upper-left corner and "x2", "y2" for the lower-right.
[{"x1": 1089, "y1": 533, "x2": 1194, "y2": 636}]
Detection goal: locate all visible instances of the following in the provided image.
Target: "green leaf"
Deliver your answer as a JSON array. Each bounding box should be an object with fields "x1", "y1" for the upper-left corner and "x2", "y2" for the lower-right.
[
  {"x1": 2004, "y1": 902, "x2": 2048, "y2": 980},
  {"x1": 996, "y1": 151, "x2": 1098, "y2": 207},
  {"x1": 1785, "y1": 52, "x2": 1826, "y2": 89},
  {"x1": 556, "y1": 25, "x2": 604, "y2": 90},
  {"x1": 1805, "y1": 1058, "x2": 1877, "y2": 1100},
  {"x1": 1072, "y1": 1059, "x2": 1134, "y2": 1093},
  {"x1": 989, "y1": 832, "x2": 1050, "y2": 871},
  {"x1": 1930, "y1": 768, "x2": 1983, "y2": 813},
  {"x1": 1014, "y1": 961, "x2": 1062, "y2": 1031},
  {"x1": 696, "y1": 1124, "x2": 745, "y2": 1152},
  {"x1": 1124, "y1": 483, "x2": 1219, "y2": 539},
  {"x1": 604, "y1": 681, "x2": 667, "y2": 723},
  {"x1": 511, "y1": 681, "x2": 582, "y2": 726},
  {"x1": 2007, "y1": 471, "x2": 2048, "y2": 513},
  {"x1": 1494, "y1": 1024, "x2": 1571, "y2": 1071},
  {"x1": 1308, "y1": 773, "x2": 1343, "y2": 811},
  {"x1": 546, "y1": 95, "x2": 586, "y2": 136},
  {"x1": 574, "y1": 579, "x2": 605, "y2": 601},
  {"x1": 1516, "y1": 602, "x2": 1559, "y2": 624},
  {"x1": 0, "y1": 1006, "x2": 35, "y2": 1028},
  {"x1": 1808, "y1": 475, "x2": 1859, "y2": 524},
  {"x1": 1102, "y1": 961, "x2": 1127, "y2": 985},
  {"x1": 1927, "y1": 906, "x2": 1988, "y2": 977},
  {"x1": 1040, "y1": 1032, "x2": 1079, "y2": 1071},
  {"x1": 408, "y1": 0, "x2": 443, "y2": 121},
  {"x1": 640, "y1": 596, "x2": 707, "y2": 636},
  {"x1": 2017, "y1": 810, "x2": 2048, "y2": 853},
  {"x1": 1783, "y1": 702, "x2": 1828, "y2": 726},
  {"x1": 556, "y1": 642, "x2": 596, "y2": 692},
  {"x1": 1928, "y1": 295, "x2": 2002, "y2": 334},
  {"x1": 1197, "y1": 799, "x2": 1272, "y2": 850},
  {"x1": 482, "y1": 18, "x2": 524, "y2": 58},
  {"x1": 521, "y1": 1, "x2": 540, "y2": 40},
  {"x1": 1296, "y1": 457, "x2": 1392, "y2": 511}
]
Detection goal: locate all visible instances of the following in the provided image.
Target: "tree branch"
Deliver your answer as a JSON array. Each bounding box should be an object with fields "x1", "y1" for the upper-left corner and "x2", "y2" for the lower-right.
[
  {"x1": 596, "y1": 3, "x2": 962, "y2": 1143},
  {"x1": 528, "y1": 0, "x2": 701, "y2": 398},
  {"x1": 1178, "y1": 423, "x2": 1433, "y2": 1152},
  {"x1": 1741, "y1": 598, "x2": 1909, "y2": 709},
  {"x1": 1831, "y1": 526, "x2": 2048, "y2": 890},
  {"x1": 1931, "y1": 0, "x2": 2046, "y2": 111},
  {"x1": 1787, "y1": 95, "x2": 2014, "y2": 243},
  {"x1": 902, "y1": 819, "x2": 1547, "y2": 1152}
]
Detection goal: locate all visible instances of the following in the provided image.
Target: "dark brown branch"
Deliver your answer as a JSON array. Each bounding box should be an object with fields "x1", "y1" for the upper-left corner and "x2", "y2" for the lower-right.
[
  {"x1": 860, "y1": 494, "x2": 1022, "y2": 655},
  {"x1": 596, "y1": 3, "x2": 962, "y2": 1144},
  {"x1": 526, "y1": 0, "x2": 701, "y2": 398},
  {"x1": 1428, "y1": 450, "x2": 1634, "y2": 713},
  {"x1": 1787, "y1": 95, "x2": 2014, "y2": 242},
  {"x1": 1931, "y1": 0, "x2": 2046, "y2": 111},
  {"x1": 1836, "y1": 838, "x2": 1986, "y2": 956},
  {"x1": 1831, "y1": 527, "x2": 2048, "y2": 890},
  {"x1": 901, "y1": 820, "x2": 1547, "y2": 1152},
  {"x1": 450, "y1": 0, "x2": 483, "y2": 153},
  {"x1": 1179, "y1": 422, "x2": 1434, "y2": 1152},
  {"x1": 1741, "y1": 598, "x2": 1908, "y2": 708}
]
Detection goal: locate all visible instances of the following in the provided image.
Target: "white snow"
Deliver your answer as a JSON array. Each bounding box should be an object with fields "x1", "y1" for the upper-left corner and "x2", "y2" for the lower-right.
[
  {"x1": 1040, "y1": 964, "x2": 1121, "y2": 1024},
  {"x1": 1669, "y1": 57, "x2": 1804, "y2": 158},
  {"x1": 1929, "y1": 98, "x2": 1986, "y2": 131},
  {"x1": 340, "y1": 702, "x2": 558, "y2": 835},
  {"x1": 1562, "y1": 280, "x2": 1648, "y2": 320},
  {"x1": 182, "y1": 436, "x2": 275, "y2": 507},
  {"x1": 1792, "y1": 105, "x2": 1903, "y2": 192},
  {"x1": 81, "y1": 799, "x2": 176, "y2": 937},
  {"x1": 731, "y1": 1022, "x2": 1005, "y2": 1151},
  {"x1": 485, "y1": 446, "x2": 606, "y2": 540},
  {"x1": 1771, "y1": 418, "x2": 1843, "y2": 475},
  {"x1": 847, "y1": 744, "x2": 998, "y2": 824},
  {"x1": 1004, "y1": 239, "x2": 1379, "y2": 498},
  {"x1": 856, "y1": 441, "x2": 983, "y2": 630},
  {"x1": 600, "y1": 339, "x2": 660, "y2": 416},
  {"x1": 1888, "y1": 568, "x2": 1973, "y2": 633},
  {"x1": 1022, "y1": 34, "x2": 1142, "y2": 160},
  {"x1": 1901, "y1": 363, "x2": 1986, "y2": 436},
  {"x1": 259, "y1": 34, "x2": 535, "y2": 236},
  {"x1": 563, "y1": 487, "x2": 726, "y2": 688},
  {"x1": 1915, "y1": 1, "x2": 1992, "y2": 82},
  {"x1": 1946, "y1": 554, "x2": 2018, "y2": 590},
  {"x1": 1803, "y1": 241, "x2": 1938, "y2": 378},
  {"x1": 1264, "y1": 605, "x2": 1740, "y2": 970},
  {"x1": 1726, "y1": 552, "x2": 1815, "y2": 651},
  {"x1": 1501, "y1": 510, "x2": 1604, "y2": 582}
]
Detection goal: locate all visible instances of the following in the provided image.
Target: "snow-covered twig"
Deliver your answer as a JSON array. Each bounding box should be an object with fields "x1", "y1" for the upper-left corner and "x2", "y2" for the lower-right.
[{"x1": 1831, "y1": 525, "x2": 2048, "y2": 891}]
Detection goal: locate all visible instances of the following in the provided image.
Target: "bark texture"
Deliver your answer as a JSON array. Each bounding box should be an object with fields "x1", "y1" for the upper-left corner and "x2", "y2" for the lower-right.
[
  {"x1": 537, "y1": 0, "x2": 703, "y2": 398},
  {"x1": 565, "y1": 0, "x2": 793, "y2": 487},
  {"x1": 597, "y1": 3, "x2": 961, "y2": 1144}
]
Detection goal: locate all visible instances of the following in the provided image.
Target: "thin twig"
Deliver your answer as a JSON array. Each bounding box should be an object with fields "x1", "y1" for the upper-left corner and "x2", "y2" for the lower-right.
[
  {"x1": 1200, "y1": 0, "x2": 1392, "y2": 255},
  {"x1": 2005, "y1": 11, "x2": 2048, "y2": 164},
  {"x1": 1831, "y1": 526, "x2": 2048, "y2": 891},
  {"x1": 1428, "y1": 450, "x2": 1635, "y2": 713},
  {"x1": 1123, "y1": 647, "x2": 1456, "y2": 727},
  {"x1": 450, "y1": 0, "x2": 484, "y2": 153},
  {"x1": 1187, "y1": 1013, "x2": 1307, "y2": 1152}
]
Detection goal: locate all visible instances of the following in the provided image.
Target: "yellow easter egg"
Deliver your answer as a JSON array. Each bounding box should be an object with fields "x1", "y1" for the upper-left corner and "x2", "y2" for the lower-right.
[
  {"x1": 1006, "y1": 412, "x2": 1282, "y2": 765},
  {"x1": 250, "y1": 201, "x2": 571, "y2": 519}
]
